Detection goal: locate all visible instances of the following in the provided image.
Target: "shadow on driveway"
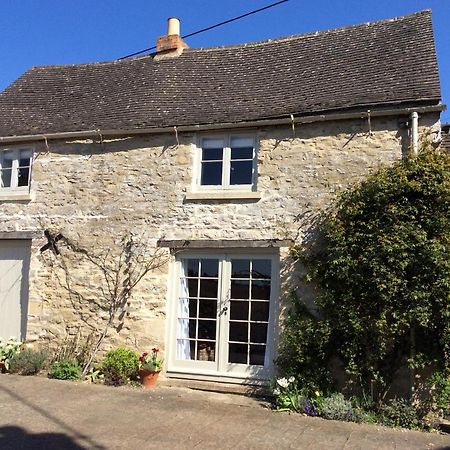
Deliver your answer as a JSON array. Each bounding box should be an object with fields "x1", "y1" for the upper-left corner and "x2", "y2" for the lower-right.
[{"x1": 0, "y1": 383, "x2": 105, "y2": 450}]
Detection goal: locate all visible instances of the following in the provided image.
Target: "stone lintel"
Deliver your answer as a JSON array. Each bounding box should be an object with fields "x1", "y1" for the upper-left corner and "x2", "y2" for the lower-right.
[
  {"x1": 157, "y1": 239, "x2": 293, "y2": 249},
  {"x1": 0, "y1": 231, "x2": 41, "y2": 240}
]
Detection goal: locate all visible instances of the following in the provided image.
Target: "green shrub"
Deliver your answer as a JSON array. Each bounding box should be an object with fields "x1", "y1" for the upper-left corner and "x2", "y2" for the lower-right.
[
  {"x1": 428, "y1": 371, "x2": 450, "y2": 416},
  {"x1": 287, "y1": 147, "x2": 450, "y2": 399},
  {"x1": 9, "y1": 349, "x2": 48, "y2": 375},
  {"x1": 102, "y1": 348, "x2": 139, "y2": 386},
  {"x1": 380, "y1": 398, "x2": 421, "y2": 429},
  {"x1": 0, "y1": 338, "x2": 21, "y2": 371},
  {"x1": 317, "y1": 393, "x2": 360, "y2": 422},
  {"x1": 50, "y1": 358, "x2": 82, "y2": 380},
  {"x1": 276, "y1": 292, "x2": 333, "y2": 394}
]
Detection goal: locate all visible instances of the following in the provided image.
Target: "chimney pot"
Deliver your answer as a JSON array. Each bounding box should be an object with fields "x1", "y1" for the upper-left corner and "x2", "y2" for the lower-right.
[
  {"x1": 155, "y1": 17, "x2": 188, "y2": 60},
  {"x1": 167, "y1": 17, "x2": 180, "y2": 36}
]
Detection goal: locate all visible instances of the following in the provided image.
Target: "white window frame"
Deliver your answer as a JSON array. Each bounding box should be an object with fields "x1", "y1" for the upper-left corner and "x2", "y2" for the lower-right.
[
  {"x1": 166, "y1": 249, "x2": 280, "y2": 383},
  {"x1": 0, "y1": 148, "x2": 33, "y2": 192},
  {"x1": 192, "y1": 133, "x2": 258, "y2": 192}
]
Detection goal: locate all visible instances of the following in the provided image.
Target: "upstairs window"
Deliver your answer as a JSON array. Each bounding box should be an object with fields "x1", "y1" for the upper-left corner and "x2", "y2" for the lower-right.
[
  {"x1": 198, "y1": 135, "x2": 256, "y2": 190},
  {"x1": 0, "y1": 149, "x2": 33, "y2": 190}
]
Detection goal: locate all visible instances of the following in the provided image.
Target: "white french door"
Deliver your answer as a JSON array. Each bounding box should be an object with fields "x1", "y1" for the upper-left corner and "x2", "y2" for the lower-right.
[{"x1": 168, "y1": 252, "x2": 279, "y2": 381}]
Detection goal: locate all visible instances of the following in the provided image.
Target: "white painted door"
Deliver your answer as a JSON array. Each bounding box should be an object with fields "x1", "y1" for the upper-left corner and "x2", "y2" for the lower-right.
[
  {"x1": 170, "y1": 252, "x2": 279, "y2": 381},
  {"x1": 0, "y1": 240, "x2": 31, "y2": 340}
]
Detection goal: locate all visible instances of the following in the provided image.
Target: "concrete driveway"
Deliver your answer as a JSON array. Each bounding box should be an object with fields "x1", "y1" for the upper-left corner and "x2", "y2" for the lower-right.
[{"x1": 0, "y1": 375, "x2": 449, "y2": 449}]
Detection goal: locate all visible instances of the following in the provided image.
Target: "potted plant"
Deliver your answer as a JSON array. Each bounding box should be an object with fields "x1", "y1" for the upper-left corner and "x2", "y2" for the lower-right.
[
  {"x1": 138, "y1": 348, "x2": 163, "y2": 388},
  {"x1": 0, "y1": 338, "x2": 21, "y2": 373}
]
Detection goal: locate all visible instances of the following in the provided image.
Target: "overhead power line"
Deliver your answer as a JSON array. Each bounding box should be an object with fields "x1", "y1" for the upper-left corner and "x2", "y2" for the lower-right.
[{"x1": 118, "y1": 0, "x2": 289, "y2": 60}]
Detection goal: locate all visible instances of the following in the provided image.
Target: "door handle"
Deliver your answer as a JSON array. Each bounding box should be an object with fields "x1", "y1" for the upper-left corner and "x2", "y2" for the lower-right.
[{"x1": 221, "y1": 306, "x2": 228, "y2": 315}]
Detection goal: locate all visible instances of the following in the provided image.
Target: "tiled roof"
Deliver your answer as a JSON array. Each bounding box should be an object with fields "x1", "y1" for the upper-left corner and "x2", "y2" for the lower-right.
[
  {"x1": 0, "y1": 10, "x2": 442, "y2": 137},
  {"x1": 441, "y1": 125, "x2": 450, "y2": 151}
]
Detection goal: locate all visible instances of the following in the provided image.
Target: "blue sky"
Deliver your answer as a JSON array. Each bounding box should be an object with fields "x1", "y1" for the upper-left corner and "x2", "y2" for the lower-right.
[{"x1": 1, "y1": 0, "x2": 449, "y2": 122}]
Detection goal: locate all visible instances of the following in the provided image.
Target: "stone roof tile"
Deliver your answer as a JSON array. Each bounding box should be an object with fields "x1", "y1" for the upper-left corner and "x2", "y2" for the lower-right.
[{"x1": 0, "y1": 10, "x2": 442, "y2": 137}]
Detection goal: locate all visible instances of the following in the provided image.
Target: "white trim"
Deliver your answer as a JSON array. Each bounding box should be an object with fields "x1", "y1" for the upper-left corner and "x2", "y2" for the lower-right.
[
  {"x1": 193, "y1": 132, "x2": 258, "y2": 193},
  {"x1": 167, "y1": 250, "x2": 280, "y2": 382},
  {"x1": 184, "y1": 191, "x2": 261, "y2": 201},
  {"x1": 0, "y1": 146, "x2": 34, "y2": 193}
]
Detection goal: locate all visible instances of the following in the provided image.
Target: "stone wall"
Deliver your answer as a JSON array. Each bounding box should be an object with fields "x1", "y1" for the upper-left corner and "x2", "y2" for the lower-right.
[{"x1": 0, "y1": 113, "x2": 440, "y2": 357}]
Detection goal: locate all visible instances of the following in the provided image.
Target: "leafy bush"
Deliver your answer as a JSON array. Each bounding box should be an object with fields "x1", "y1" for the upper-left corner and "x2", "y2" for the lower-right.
[
  {"x1": 49, "y1": 358, "x2": 82, "y2": 380},
  {"x1": 9, "y1": 349, "x2": 48, "y2": 375},
  {"x1": 276, "y1": 293, "x2": 333, "y2": 394},
  {"x1": 272, "y1": 376, "x2": 318, "y2": 415},
  {"x1": 286, "y1": 147, "x2": 450, "y2": 399},
  {"x1": 317, "y1": 393, "x2": 360, "y2": 422},
  {"x1": 102, "y1": 348, "x2": 139, "y2": 386},
  {"x1": 380, "y1": 398, "x2": 421, "y2": 429},
  {"x1": 0, "y1": 338, "x2": 21, "y2": 371},
  {"x1": 427, "y1": 370, "x2": 450, "y2": 416}
]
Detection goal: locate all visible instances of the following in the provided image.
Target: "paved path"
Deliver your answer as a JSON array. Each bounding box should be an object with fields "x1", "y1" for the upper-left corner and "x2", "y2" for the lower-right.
[{"x1": 0, "y1": 375, "x2": 449, "y2": 450}]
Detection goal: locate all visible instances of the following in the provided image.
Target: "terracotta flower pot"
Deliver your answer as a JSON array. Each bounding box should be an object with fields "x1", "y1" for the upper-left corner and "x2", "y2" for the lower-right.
[{"x1": 139, "y1": 368, "x2": 160, "y2": 388}]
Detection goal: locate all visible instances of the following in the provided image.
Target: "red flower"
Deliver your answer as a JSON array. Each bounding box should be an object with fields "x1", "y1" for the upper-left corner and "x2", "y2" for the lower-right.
[{"x1": 152, "y1": 348, "x2": 159, "y2": 354}]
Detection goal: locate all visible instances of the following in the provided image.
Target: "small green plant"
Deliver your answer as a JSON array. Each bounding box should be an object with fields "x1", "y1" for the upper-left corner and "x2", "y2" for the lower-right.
[
  {"x1": 85, "y1": 367, "x2": 104, "y2": 383},
  {"x1": 427, "y1": 371, "x2": 450, "y2": 417},
  {"x1": 272, "y1": 376, "x2": 319, "y2": 415},
  {"x1": 380, "y1": 398, "x2": 421, "y2": 429},
  {"x1": 9, "y1": 349, "x2": 48, "y2": 375},
  {"x1": 102, "y1": 348, "x2": 139, "y2": 385},
  {"x1": 139, "y1": 348, "x2": 163, "y2": 372},
  {"x1": 317, "y1": 393, "x2": 360, "y2": 422},
  {"x1": 0, "y1": 337, "x2": 21, "y2": 371},
  {"x1": 49, "y1": 358, "x2": 82, "y2": 380}
]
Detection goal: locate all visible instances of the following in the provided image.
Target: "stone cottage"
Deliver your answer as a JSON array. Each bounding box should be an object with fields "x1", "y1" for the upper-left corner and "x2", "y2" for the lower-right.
[{"x1": 0, "y1": 10, "x2": 444, "y2": 385}]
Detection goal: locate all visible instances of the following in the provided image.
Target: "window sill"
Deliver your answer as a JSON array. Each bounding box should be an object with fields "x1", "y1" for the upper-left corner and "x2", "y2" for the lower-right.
[
  {"x1": 184, "y1": 191, "x2": 261, "y2": 201},
  {"x1": 0, "y1": 191, "x2": 33, "y2": 202}
]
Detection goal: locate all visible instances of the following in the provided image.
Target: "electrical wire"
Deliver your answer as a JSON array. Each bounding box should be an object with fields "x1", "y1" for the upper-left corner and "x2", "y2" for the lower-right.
[{"x1": 118, "y1": 0, "x2": 289, "y2": 60}]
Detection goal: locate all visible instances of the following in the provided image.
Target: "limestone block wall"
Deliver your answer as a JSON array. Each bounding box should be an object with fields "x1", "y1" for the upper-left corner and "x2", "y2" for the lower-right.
[{"x1": 0, "y1": 113, "x2": 440, "y2": 355}]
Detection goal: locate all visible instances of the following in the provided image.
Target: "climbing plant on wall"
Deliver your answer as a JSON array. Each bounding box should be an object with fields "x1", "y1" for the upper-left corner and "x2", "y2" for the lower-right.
[{"x1": 279, "y1": 145, "x2": 450, "y2": 399}]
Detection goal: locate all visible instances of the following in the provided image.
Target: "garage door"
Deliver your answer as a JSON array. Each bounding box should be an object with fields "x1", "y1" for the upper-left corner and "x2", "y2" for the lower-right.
[{"x1": 0, "y1": 240, "x2": 31, "y2": 340}]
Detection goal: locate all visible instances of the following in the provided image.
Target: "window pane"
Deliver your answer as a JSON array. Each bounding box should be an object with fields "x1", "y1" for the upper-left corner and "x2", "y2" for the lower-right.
[
  {"x1": 176, "y1": 340, "x2": 193, "y2": 360},
  {"x1": 19, "y1": 150, "x2": 32, "y2": 166},
  {"x1": 231, "y1": 280, "x2": 250, "y2": 299},
  {"x1": 231, "y1": 259, "x2": 250, "y2": 278},
  {"x1": 189, "y1": 319, "x2": 197, "y2": 339},
  {"x1": 252, "y1": 260, "x2": 271, "y2": 279},
  {"x1": 229, "y1": 343, "x2": 248, "y2": 364},
  {"x1": 202, "y1": 148, "x2": 223, "y2": 161},
  {"x1": 189, "y1": 299, "x2": 197, "y2": 318},
  {"x1": 231, "y1": 147, "x2": 253, "y2": 159},
  {"x1": 250, "y1": 345, "x2": 265, "y2": 366},
  {"x1": 230, "y1": 160, "x2": 253, "y2": 185},
  {"x1": 200, "y1": 259, "x2": 219, "y2": 277},
  {"x1": 230, "y1": 301, "x2": 249, "y2": 321},
  {"x1": 17, "y1": 167, "x2": 30, "y2": 187},
  {"x1": 187, "y1": 279, "x2": 198, "y2": 297},
  {"x1": 1, "y1": 169, "x2": 12, "y2": 188},
  {"x1": 250, "y1": 323, "x2": 268, "y2": 344},
  {"x1": 186, "y1": 259, "x2": 199, "y2": 277},
  {"x1": 202, "y1": 138, "x2": 224, "y2": 149},
  {"x1": 230, "y1": 137, "x2": 254, "y2": 148},
  {"x1": 197, "y1": 341, "x2": 215, "y2": 361},
  {"x1": 201, "y1": 161, "x2": 222, "y2": 185},
  {"x1": 1, "y1": 151, "x2": 14, "y2": 168},
  {"x1": 229, "y1": 322, "x2": 248, "y2": 343},
  {"x1": 198, "y1": 320, "x2": 216, "y2": 340},
  {"x1": 198, "y1": 299, "x2": 217, "y2": 318},
  {"x1": 199, "y1": 279, "x2": 218, "y2": 298},
  {"x1": 250, "y1": 301, "x2": 270, "y2": 322},
  {"x1": 251, "y1": 280, "x2": 271, "y2": 300}
]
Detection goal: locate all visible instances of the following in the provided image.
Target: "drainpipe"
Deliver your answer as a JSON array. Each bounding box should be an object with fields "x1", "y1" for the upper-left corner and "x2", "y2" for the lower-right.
[{"x1": 410, "y1": 111, "x2": 419, "y2": 156}]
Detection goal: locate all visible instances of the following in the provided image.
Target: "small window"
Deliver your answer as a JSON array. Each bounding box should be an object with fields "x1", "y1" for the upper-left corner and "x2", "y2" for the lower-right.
[
  {"x1": 0, "y1": 149, "x2": 32, "y2": 190},
  {"x1": 197, "y1": 135, "x2": 256, "y2": 190}
]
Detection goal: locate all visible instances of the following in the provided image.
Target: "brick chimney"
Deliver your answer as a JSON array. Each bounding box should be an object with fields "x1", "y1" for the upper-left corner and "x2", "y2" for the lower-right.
[{"x1": 154, "y1": 18, "x2": 188, "y2": 60}]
